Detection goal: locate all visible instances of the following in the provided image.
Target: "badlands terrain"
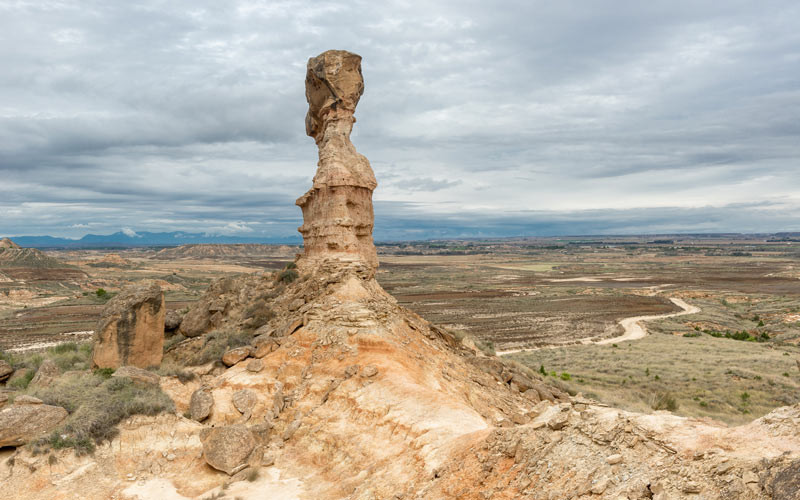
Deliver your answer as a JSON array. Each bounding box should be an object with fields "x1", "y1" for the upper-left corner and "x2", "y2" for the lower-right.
[{"x1": 1, "y1": 51, "x2": 799, "y2": 499}]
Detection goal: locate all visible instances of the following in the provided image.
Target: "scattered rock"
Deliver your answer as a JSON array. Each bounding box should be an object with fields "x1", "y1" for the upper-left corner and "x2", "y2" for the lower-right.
[
  {"x1": 361, "y1": 365, "x2": 378, "y2": 378},
  {"x1": 222, "y1": 346, "x2": 251, "y2": 366},
  {"x1": 344, "y1": 364, "x2": 359, "y2": 378},
  {"x1": 288, "y1": 298, "x2": 304, "y2": 311},
  {"x1": 190, "y1": 387, "x2": 214, "y2": 422},
  {"x1": 164, "y1": 310, "x2": 183, "y2": 331},
  {"x1": 606, "y1": 454, "x2": 623, "y2": 465},
  {"x1": 29, "y1": 359, "x2": 59, "y2": 388},
  {"x1": 246, "y1": 358, "x2": 263, "y2": 372},
  {"x1": 272, "y1": 382, "x2": 285, "y2": 416},
  {"x1": 252, "y1": 336, "x2": 277, "y2": 358},
  {"x1": 591, "y1": 477, "x2": 610, "y2": 495},
  {"x1": 232, "y1": 389, "x2": 257, "y2": 414},
  {"x1": 0, "y1": 360, "x2": 13, "y2": 382},
  {"x1": 0, "y1": 393, "x2": 7, "y2": 408},
  {"x1": 111, "y1": 365, "x2": 160, "y2": 385},
  {"x1": 91, "y1": 281, "x2": 165, "y2": 369},
  {"x1": 14, "y1": 395, "x2": 43, "y2": 405},
  {"x1": 0, "y1": 403, "x2": 68, "y2": 446},
  {"x1": 202, "y1": 425, "x2": 257, "y2": 475}
]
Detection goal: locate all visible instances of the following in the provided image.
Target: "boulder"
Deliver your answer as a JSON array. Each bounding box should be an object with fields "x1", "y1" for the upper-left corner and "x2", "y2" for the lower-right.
[
  {"x1": 0, "y1": 403, "x2": 68, "y2": 447},
  {"x1": 0, "y1": 359, "x2": 13, "y2": 382},
  {"x1": 178, "y1": 304, "x2": 211, "y2": 337},
  {"x1": 202, "y1": 425, "x2": 257, "y2": 475},
  {"x1": 189, "y1": 387, "x2": 213, "y2": 421},
  {"x1": 29, "y1": 359, "x2": 59, "y2": 388},
  {"x1": 164, "y1": 310, "x2": 183, "y2": 331},
  {"x1": 91, "y1": 282, "x2": 165, "y2": 369},
  {"x1": 111, "y1": 365, "x2": 160, "y2": 385},
  {"x1": 246, "y1": 359, "x2": 263, "y2": 372},
  {"x1": 251, "y1": 336, "x2": 276, "y2": 358},
  {"x1": 222, "y1": 346, "x2": 251, "y2": 366},
  {"x1": 232, "y1": 389, "x2": 257, "y2": 414}
]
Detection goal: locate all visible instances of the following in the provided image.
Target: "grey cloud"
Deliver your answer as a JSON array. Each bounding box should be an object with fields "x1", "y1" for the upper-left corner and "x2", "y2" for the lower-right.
[{"x1": 0, "y1": 0, "x2": 798, "y2": 239}]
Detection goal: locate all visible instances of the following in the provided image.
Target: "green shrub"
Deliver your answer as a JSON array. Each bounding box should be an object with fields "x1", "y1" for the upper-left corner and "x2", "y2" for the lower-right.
[
  {"x1": 560, "y1": 372, "x2": 571, "y2": 381},
  {"x1": 95, "y1": 288, "x2": 109, "y2": 299},
  {"x1": 29, "y1": 373, "x2": 175, "y2": 454},
  {"x1": 650, "y1": 391, "x2": 679, "y2": 412},
  {"x1": 9, "y1": 369, "x2": 35, "y2": 389},
  {"x1": 277, "y1": 269, "x2": 299, "y2": 284},
  {"x1": 156, "y1": 363, "x2": 197, "y2": 383},
  {"x1": 50, "y1": 342, "x2": 79, "y2": 354},
  {"x1": 163, "y1": 334, "x2": 186, "y2": 352}
]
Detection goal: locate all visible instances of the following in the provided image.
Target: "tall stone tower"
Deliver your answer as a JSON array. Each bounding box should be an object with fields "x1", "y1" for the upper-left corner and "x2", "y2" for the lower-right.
[{"x1": 296, "y1": 50, "x2": 379, "y2": 271}]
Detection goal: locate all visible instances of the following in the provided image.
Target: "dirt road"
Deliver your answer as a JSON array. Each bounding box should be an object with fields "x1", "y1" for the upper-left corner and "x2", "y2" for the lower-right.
[{"x1": 497, "y1": 297, "x2": 700, "y2": 355}]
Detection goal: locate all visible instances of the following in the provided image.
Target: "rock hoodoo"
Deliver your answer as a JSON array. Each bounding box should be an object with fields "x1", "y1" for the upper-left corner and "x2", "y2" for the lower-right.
[
  {"x1": 295, "y1": 50, "x2": 378, "y2": 271},
  {"x1": 91, "y1": 281, "x2": 165, "y2": 369}
]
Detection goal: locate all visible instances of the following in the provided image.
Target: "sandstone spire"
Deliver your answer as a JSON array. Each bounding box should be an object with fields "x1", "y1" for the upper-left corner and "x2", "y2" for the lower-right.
[{"x1": 296, "y1": 50, "x2": 378, "y2": 270}]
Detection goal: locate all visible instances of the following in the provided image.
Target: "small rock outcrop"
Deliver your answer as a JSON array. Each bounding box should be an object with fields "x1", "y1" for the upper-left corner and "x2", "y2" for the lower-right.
[
  {"x1": 29, "y1": 359, "x2": 59, "y2": 388},
  {"x1": 0, "y1": 359, "x2": 13, "y2": 382},
  {"x1": 91, "y1": 282, "x2": 165, "y2": 369},
  {"x1": 295, "y1": 50, "x2": 378, "y2": 271},
  {"x1": 164, "y1": 310, "x2": 183, "y2": 332},
  {"x1": 0, "y1": 402, "x2": 68, "y2": 447},
  {"x1": 0, "y1": 237, "x2": 20, "y2": 249},
  {"x1": 111, "y1": 365, "x2": 160, "y2": 385},
  {"x1": 201, "y1": 425, "x2": 257, "y2": 475}
]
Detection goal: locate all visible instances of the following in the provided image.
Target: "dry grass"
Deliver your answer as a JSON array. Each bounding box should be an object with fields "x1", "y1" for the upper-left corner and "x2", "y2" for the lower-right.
[{"x1": 511, "y1": 331, "x2": 800, "y2": 424}]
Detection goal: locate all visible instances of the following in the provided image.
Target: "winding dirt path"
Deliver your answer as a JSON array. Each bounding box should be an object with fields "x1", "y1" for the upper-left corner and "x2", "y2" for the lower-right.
[{"x1": 497, "y1": 297, "x2": 700, "y2": 356}]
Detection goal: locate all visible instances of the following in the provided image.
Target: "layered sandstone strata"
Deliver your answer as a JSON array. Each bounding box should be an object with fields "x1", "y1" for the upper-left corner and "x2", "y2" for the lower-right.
[{"x1": 296, "y1": 50, "x2": 378, "y2": 270}]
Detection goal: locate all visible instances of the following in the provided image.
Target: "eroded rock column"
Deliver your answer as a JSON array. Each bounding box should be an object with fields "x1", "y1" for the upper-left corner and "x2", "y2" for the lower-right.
[{"x1": 296, "y1": 50, "x2": 378, "y2": 270}]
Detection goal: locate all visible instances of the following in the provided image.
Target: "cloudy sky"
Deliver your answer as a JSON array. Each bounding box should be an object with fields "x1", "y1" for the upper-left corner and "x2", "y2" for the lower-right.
[{"x1": 1, "y1": 1, "x2": 799, "y2": 241}]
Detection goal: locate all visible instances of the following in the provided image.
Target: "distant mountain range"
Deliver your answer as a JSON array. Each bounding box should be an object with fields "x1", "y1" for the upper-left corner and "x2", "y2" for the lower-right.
[{"x1": 4, "y1": 231, "x2": 302, "y2": 249}]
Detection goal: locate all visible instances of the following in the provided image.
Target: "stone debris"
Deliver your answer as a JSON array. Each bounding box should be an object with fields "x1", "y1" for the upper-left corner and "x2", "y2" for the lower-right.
[
  {"x1": 29, "y1": 359, "x2": 59, "y2": 388},
  {"x1": 91, "y1": 281, "x2": 165, "y2": 369}
]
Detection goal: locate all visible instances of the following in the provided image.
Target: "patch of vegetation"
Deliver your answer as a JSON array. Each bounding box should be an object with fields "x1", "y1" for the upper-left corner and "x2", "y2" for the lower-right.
[
  {"x1": 277, "y1": 269, "x2": 299, "y2": 284},
  {"x1": 156, "y1": 363, "x2": 197, "y2": 383},
  {"x1": 48, "y1": 342, "x2": 92, "y2": 371},
  {"x1": 28, "y1": 373, "x2": 175, "y2": 455},
  {"x1": 703, "y1": 328, "x2": 769, "y2": 342},
  {"x1": 650, "y1": 391, "x2": 679, "y2": 411},
  {"x1": 163, "y1": 333, "x2": 187, "y2": 352},
  {"x1": 244, "y1": 300, "x2": 275, "y2": 329}
]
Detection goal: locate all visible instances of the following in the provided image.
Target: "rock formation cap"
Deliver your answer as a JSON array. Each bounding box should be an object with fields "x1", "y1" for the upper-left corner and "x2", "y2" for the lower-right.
[{"x1": 305, "y1": 50, "x2": 364, "y2": 143}]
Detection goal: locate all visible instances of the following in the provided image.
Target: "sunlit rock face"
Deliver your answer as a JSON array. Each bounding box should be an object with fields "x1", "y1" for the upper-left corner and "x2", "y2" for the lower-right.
[{"x1": 296, "y1": 50, "x2": 378, "y2": 271}]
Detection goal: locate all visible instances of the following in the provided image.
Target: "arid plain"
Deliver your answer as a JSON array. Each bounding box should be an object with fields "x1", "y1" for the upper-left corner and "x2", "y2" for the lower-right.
[{"x1": 2, "y1": 235, "x2": 798, "y2": 425}]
